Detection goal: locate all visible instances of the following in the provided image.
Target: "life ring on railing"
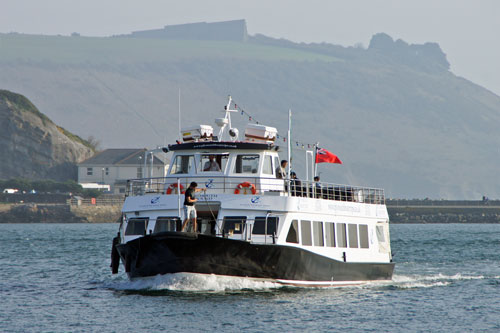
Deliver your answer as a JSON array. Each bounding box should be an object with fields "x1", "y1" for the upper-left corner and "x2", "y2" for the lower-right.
[
  {"x1": 166, "y1": 183, "x2": 185, "y2": 194},
  {"x1": 234, "y1": 181, "x2": 257, "y2": 195}
]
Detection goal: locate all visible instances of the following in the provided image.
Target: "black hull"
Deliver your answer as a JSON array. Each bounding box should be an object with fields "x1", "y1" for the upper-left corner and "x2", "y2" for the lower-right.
[{"x1": 116, "y1": 232, "x2": 394, "y2": 283}]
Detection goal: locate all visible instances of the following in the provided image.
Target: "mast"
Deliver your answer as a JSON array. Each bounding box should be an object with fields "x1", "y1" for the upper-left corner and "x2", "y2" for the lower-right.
[{"x1": 287, "y1": 109, "x2": 291, "y2": 183}]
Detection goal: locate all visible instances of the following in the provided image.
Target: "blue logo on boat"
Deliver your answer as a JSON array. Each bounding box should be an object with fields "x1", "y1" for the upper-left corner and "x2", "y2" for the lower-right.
[
  {"x1": 150, "y1": 196, "x2": 160, "y2": 204},
  {"x1": 205, "y1": 179, "x2": 214, "y2": 188},
  {"x1": 251, "y1": 196, "x2": 261, "y2": 204}
]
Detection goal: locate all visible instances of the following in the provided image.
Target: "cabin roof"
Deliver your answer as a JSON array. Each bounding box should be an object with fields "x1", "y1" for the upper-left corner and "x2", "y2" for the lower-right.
[{"x1": 168, "y1": 141, "x2": 276, "y2": 151}]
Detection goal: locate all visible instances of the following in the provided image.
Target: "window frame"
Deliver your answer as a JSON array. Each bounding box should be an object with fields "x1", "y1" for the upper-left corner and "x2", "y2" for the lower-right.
[
  {"x1": 233, "y1": 154, "x2": 260, "y2": 174},
  {"x1": 169, "y1": 154, "x2": 196, "y2": 175}
]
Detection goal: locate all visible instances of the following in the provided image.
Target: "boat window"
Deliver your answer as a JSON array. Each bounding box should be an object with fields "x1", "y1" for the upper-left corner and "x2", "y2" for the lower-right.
[
  {"x1": 170, "y1": 155, "x2": 195, "y2": 174},
  {"x1": 348, "y1": 224, "x2": 359, "y2": 248},
  {"x1": 337, "y1": 223, "x2": 347, "y2": 248},
  {"x1": 359, "y1": 224, "x2": 369, "y2": 249},
  {"x1": 223, "y1": 216, "x2": 246, "y2": 235},
  {"x1": 286, "y1": 220, "x2": 299, "y2": 243},
  {"x1": 325, "y1": 222, "x2": 336, "y2": 247},
  {"x1": 301, "y1": 220, "x2": 312, "y2": 246},
  {"x1": 274, "y1": 157, "x2": 280, "y2": 176},
  {"x1": 262, "y1": 155, "x2": 273, "y2": 175},
  {"x1": 154, "y1": 217, "x2": 180, "y2": 233},
  {"x1": 376, "y1": 225, "x2": 386, "y2": 242},
  {"x1": 125, "y1": 218, "x2": 148, "y2": 236},
  {"x1": 253, "y1": 217, "x2": 278, "y2": 235},
  {"x1": 234, "y1": 154, "x2": 259, "y2": 174},
  {"x1": 200, "y1": 154, "x2": 228, "y2": 172},
  {"x1": 313, "y1": 221, "x2": 324, "y2": 247}
]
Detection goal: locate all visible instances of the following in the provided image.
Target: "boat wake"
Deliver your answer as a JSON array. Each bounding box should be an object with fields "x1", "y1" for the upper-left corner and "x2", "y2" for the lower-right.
[
  {"x1": 377, "y1": 273, "x2": 487, "y2": 289},
  {"x1": 111, "y1": 273, "x2": 285, "y2": 292},
  {"x1": 109, "y1": 272, "x2": 493, "y2": 293}
]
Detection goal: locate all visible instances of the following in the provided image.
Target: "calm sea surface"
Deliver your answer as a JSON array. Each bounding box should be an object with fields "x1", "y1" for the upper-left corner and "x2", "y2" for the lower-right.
[{"x1": 1, "y1": 223, "x2": 499, "y2": 332}]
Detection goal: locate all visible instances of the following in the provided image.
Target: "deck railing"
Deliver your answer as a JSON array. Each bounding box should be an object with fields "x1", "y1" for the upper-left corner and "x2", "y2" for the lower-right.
[{"x1": 125, "y1": 176, "x2": 385, "y2": 204}]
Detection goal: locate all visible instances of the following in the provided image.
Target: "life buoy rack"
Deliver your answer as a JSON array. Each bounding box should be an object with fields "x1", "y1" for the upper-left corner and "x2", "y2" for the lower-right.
[
  {"x1": 166, "y1": 183, "x2": 185, "y2": 194},
  {"x1": 234, "y1": 181, "x2": 257, "y2": 195}
]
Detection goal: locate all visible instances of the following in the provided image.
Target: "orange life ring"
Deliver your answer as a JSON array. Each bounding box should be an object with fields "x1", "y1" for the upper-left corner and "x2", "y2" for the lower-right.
[
  {"x1": 234, "y1": 181, "x2": 257, "y2": 195},
  {"x1": 166, "y1": 183, "x2": 185, "y2": 194}
]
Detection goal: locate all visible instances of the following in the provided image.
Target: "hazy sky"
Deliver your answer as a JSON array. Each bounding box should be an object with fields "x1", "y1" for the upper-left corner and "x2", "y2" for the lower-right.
[{"x1": 2, "y1": 0, "x2": 500, "y2": 95}]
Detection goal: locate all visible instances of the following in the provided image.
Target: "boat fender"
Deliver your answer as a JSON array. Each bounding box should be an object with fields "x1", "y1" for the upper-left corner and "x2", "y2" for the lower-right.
[
  {"x1": 110, "y1": 234, "x2": 120, "y2": 274},
  {"x1": 234, "y1": 181, "x2": 257, "y2": 195},
  {"x1": 166, "y1": 183, "x2": 185, "y2": 195}
]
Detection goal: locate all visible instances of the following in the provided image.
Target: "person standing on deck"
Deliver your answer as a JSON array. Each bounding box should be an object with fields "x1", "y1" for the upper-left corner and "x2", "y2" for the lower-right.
[
  {"x1": 181, "y1": 182, "x2": 205, "y2": 232},
  {"x1": 276, "y1": 160, "x2": 288, "y2": 179}
]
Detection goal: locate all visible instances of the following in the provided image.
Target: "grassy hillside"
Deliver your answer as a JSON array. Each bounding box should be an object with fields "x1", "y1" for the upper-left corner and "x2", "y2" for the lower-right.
[{"x1": 1, "y1": 32, "x2": 499, "y2": 199}]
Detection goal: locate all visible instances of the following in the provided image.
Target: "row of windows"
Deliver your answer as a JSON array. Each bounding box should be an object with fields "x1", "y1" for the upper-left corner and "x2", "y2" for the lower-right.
[
  {"x1": 86, "y1": 167, "x2": 110, "y2": 176},
  {"x1": 124, "y1": 216, "x2": 279, "y2": 236},
  {"x1": 170, "y1": 154, "x2": 279, "y2": 176},
  {"x1": 286, "y1": 220, "x2": 370, "y2": 249},
  {"x1": 124, "y1": 217, "x2": 378, "y2": 251}
]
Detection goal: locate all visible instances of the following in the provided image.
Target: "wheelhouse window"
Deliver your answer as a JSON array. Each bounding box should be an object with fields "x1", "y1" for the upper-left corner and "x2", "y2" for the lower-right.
[
  {"x1": 86, "y1": 167, "x2": 93, "y2": 176},
  {"x1": 301, "y1": 220, "x2": 312, "y2": 246},
  {"x1": 223, "y1": 216, "x2": 246, "y2": 235},
  {"x1": 234, "y1": 154, "x2": 259, "y2": 174},
  {"x1": 253, "y1": 217, "x2": 278, "y2": 235},
  {"x1": 337, "y1": 223, "x2": 347, "y2": 248},
  {"x1": 348, "y1": 224, "x2": 359, "y2": 248},
  {"x1": 313, "y1": 221, "x2": 324, "y2": 247},
  {"x1": 154, "y1": 217, "x2": 180, "y2": 233},
  {"x1": 125, "y1": 218, "x2": 148, "y2": 236},
  {"x1": 262, "y1": 155, "x2": 273, "y2": 175},
  {"x1": 200, "y1": 154, "x2": 228, "y2": 172},
  {"x1": 359, "y1": 224, "x2": 369, "y2": 249},
  {"x1": 286, "y1": 220, "x2": 299, "y2": 243},
  {"x1": 325, "y1": 222, "x2": 336, "y2": 247},
  {"x1": 170, "y1": 155, "x2": 195, "y2": 174}
]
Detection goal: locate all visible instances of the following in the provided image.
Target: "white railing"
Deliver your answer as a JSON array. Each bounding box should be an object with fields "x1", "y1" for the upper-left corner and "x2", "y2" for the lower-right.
[{"x1": 125, "y1": 176, "x2": 385, "y2": 204}]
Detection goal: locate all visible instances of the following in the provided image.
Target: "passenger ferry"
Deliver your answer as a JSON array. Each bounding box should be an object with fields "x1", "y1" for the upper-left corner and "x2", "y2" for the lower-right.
[{"x1": 110, "y1": 97, "x2": 394, "y2": 286}]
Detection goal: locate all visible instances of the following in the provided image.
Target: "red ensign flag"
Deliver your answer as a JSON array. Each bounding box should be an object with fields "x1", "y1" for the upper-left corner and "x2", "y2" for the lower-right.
[{"x1": 316, "y1": 148, "x2": 342, "y2": 164}]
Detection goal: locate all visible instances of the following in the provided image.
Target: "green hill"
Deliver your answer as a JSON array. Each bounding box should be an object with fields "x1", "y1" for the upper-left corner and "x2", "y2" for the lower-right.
[{"x1": 1, "y1": 28, "x2": 499, "y2": 199}]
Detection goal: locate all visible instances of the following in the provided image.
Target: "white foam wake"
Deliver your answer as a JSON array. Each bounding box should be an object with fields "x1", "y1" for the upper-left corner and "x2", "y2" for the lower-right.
[
  {"x1": 382, "y1": 273, "x2": 487, "y2": 289},
  {"x1": 113, "y1": 273, "x2": 284, "y2": 292}
]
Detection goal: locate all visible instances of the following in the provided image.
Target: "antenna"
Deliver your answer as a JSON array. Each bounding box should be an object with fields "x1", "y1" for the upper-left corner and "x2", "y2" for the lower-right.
[
  {"x1": 216, "y1": 95, "x2": 237, "y2": 141},
  {"x1": 178, "y1": 88, "x2": 181, "y2": 142}
]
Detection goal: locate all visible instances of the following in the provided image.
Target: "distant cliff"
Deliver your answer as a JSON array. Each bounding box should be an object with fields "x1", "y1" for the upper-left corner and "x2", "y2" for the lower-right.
[
  {"x1": 2, "y1": 23, "x2": 500, "y2": 199},
  {"x1": 0, "y1": 90, "x2": 94, "y2": 181}
]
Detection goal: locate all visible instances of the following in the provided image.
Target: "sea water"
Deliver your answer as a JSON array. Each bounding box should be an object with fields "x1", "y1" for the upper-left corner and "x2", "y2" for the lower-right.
[{"x1": 1, "y1": 223, "x2": 499, "y2": 332}]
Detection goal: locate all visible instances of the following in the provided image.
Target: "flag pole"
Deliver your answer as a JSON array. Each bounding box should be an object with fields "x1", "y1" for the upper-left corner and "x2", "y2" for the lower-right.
[{"x1": 314, "y1": 142, "x2": 319, "y2": 177}]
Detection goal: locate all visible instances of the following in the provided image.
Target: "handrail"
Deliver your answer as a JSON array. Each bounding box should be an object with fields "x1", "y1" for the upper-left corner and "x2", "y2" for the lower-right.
[{"x1": 125, "y1": 175, "x2": 385, "y2": 204}]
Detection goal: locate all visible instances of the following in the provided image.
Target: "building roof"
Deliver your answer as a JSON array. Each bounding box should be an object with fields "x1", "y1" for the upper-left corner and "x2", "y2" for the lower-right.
[{"x1": 79, "y1": 149, "x2": 167, "y2": 166}]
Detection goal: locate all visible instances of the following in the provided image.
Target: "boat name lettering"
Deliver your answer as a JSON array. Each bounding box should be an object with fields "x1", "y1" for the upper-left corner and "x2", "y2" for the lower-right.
[
  {"x1": 327, "y1": 204, "x2": 361, "y2": 213},
  {"x1": 198, "y1": 194, "x2": 218, "y2": 200},
  {"x1": 193, "y1": 143, "x2": 237, "y2": 149}
]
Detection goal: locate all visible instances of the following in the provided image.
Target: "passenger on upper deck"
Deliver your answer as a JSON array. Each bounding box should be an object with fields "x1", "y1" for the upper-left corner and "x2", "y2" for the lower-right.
[
  {"x1": 276, "y1": 160, "x2": 287, "y2": 179},
  {"x1": 291, "y1": 171, "x2": 302, "y2": 197},
  {"x1": 203, "y1": 155, "x2": 221, "y2": 172}
]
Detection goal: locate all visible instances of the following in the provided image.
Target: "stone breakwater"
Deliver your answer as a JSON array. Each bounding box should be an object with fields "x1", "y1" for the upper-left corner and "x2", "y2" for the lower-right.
[
  {"x1": 0, "y1": 203, "x2": 121, "y2": 223},
  {"x1": 387, "y1": 199, "x2": 500, "y2": 223}
]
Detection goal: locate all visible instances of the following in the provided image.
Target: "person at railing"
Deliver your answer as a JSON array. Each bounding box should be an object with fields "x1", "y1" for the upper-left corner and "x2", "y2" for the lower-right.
[
  {"x1": 181, "y1": 182, "x2": 206, "y2": 232},
  {"x1": 314, "y1": 176, "x2": 322, "y2": 198},
  {"x1": 276, "y1": 160, "x2": 288, "y2": 179},
  {"x1": 290, "y1": 171, "x2": 302, "y2": 197},
  {"x1": 203, "y1": 155, "x2": 221, "y2": 172}
]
